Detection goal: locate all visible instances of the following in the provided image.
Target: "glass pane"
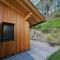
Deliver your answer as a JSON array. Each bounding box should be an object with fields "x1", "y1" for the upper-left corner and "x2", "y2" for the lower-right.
[{"x1": 2, "y1": 23, "x2": 14, "y2": 41}]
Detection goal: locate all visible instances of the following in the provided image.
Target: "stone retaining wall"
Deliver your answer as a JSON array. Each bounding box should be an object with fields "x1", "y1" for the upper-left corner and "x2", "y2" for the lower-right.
[{"x1": 30, "y1": 29, "x2": 47, "y2": 42}]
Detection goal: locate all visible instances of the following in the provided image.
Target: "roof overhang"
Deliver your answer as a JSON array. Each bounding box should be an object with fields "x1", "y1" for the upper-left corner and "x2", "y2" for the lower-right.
[{"x1": 0, "y1": 0, "x2": 45, "y2": 26}]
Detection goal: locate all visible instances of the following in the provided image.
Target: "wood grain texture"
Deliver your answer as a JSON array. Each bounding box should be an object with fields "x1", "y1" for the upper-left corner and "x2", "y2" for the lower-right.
[
  {"x1": 0, "y1": 2, "x2": 30, "y2": 57},
  {"x1": 0, "y1": 0, "x2": 45, "y2": 26}
]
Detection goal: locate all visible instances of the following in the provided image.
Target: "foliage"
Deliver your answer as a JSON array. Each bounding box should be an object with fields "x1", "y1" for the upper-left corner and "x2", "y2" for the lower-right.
[
  {"x1": 32, "y1": 17, "x2": 60, "y2": 32},
  {"x1": 48, "y1": 49, "x2": 60, "y2": 60},
  {"x1": 47, "y1": 32, "x2": 60, "y2": 44}
]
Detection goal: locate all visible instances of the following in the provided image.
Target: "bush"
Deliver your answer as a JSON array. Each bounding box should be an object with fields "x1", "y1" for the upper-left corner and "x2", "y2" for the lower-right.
[{"x1": 47, "y1": 32, "x2": 60, "y2": 45}]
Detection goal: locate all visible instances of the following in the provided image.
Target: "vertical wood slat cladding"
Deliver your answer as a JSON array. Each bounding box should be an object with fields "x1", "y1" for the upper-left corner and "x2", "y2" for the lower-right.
[
  {"x1": 25, "y1": 21, "x2": 30, "y2": 49},
  {"x1": 0, "y1": 2, "x2": 30, "y2": 57}
]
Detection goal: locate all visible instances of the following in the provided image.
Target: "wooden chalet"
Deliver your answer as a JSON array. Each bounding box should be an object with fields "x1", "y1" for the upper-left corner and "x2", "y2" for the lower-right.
[{"x1": 0, "y1": 0, "x2": 45, "y2": 58}]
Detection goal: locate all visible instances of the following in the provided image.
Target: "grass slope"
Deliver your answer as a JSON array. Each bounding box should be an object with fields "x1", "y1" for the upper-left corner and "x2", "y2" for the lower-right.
[
  {"x1": 32, "y1": 17, "x2": 60, "y2": 31},
  {"x1": 48, "y1": 49, "x2": 60, "y2": 60}
]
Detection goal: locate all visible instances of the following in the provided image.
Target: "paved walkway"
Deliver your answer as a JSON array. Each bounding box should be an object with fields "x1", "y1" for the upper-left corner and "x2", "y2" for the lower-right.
[{"x1": 4, "y1": 40, "x2": 60, "y2": 60}]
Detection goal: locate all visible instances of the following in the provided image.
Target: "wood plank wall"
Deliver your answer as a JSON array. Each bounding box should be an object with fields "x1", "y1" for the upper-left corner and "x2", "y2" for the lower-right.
[{"x1": 0, "y1": 2, "x2": 30, "y2": 58}]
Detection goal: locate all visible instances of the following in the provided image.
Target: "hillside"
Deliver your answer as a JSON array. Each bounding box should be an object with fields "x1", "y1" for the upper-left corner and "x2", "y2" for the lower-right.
[{"x1": 32, "y1": 17, "x2": 60, "y2": 31}]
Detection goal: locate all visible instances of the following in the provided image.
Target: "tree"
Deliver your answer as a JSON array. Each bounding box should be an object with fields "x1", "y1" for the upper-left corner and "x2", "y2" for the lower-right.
[{"x1": 40, "y1": 0, "x2": 54, "y2": 17}]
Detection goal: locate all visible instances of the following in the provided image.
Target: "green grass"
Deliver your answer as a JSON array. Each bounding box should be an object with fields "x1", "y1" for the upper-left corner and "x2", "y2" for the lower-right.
[
  {"x1": 32, "y1": 17, "x2": 60, "y2": 31},
  {"x1": 48, "y1": 49, "x2": 60, "y2": 60}
]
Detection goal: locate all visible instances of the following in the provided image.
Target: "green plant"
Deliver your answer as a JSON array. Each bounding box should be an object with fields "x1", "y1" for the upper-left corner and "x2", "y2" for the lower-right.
[
  {"x1": 32, "y1": 17, "x2": 60, "y2": 32},
  {"x1": 47, "y1": 32, "x2": 60, "y2": 45},
  {"x1": 48, "y1": 49, "x2": 60, "y2": 60}
]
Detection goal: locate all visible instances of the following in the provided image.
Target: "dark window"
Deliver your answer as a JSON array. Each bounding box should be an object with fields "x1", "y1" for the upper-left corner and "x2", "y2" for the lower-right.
[{"x1": 1, "y1": 22, "x2": 14, "y2": 41}]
